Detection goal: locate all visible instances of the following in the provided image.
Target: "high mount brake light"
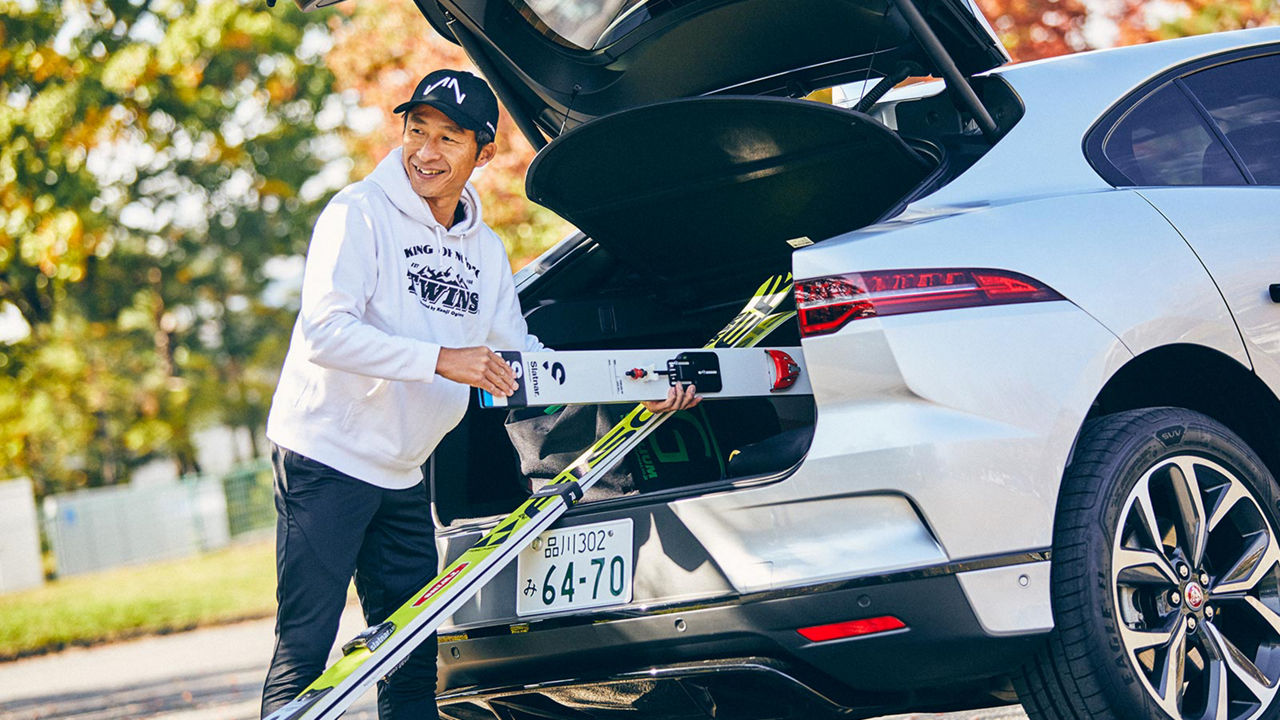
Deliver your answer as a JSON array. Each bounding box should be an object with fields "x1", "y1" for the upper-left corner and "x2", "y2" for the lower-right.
[{"x1": 795, "y1": 268, "x2": 1064, "y2": 337}]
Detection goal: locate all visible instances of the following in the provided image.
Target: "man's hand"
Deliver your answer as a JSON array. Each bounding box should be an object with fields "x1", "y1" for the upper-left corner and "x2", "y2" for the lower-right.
[
  {"x1": 436, "y1": 346, "x2": 519, "y2": 397},
  {"x1": 641, "y1": 383, "x2": 701, "y2": 414}
]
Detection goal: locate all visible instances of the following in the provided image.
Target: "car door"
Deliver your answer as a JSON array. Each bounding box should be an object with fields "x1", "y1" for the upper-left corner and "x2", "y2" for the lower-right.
[{"x1": 1088, "y1": 48, "x2": 1280, "y2": 391}]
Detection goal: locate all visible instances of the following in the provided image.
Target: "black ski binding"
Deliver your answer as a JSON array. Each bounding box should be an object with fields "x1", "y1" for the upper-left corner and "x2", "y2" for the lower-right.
[
  {"x1": 529, "y1": 480, "x2": 584, "y2": 504},
  {"x1": 342, "y1": 621, "x2": 396, "y2": 656},
  {"x1": 660, "y1": 351, "x2": 722, "y2": 392}
]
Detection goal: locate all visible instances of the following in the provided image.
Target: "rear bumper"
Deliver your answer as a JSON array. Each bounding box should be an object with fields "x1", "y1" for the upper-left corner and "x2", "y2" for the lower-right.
[
  {"x1": 440, "y1": 657, "x2": 861, "y2": 720},
  {"x1": 436, "y1": 566, "x2": 1044, "y2": 719}
]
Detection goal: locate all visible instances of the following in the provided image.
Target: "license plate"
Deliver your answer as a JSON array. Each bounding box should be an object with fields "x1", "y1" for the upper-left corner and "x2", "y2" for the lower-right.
[{"x1": 515, "y1": 518, "x2": 633, "y2": 617}]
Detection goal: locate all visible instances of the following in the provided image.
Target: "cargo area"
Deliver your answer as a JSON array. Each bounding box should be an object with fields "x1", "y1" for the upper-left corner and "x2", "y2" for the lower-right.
[
  {"x1": 430, "y1": 85, "x2": 1022, "y2": 527},
  {"x1": 429, "y1": 265, "x2": 817, "y2": 526}
]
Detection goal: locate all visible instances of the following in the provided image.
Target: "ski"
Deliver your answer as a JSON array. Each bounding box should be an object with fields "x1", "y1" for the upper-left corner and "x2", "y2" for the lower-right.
[
  {"x1": 478, "y1": 346, "x2": 808, "y2": 408},
  {"x1": 265, "y1": 273, "x2": 796, "y2": 720}
]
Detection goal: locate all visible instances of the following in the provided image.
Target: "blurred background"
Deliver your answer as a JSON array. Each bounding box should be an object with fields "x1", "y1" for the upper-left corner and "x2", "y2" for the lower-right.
[{"x1": 0, "y1": 0, "x2": 1276, "y2": 678}]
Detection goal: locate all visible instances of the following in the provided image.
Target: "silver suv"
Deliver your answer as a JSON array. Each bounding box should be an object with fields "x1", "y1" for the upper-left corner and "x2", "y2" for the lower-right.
[{"x1": 377, "y1": 1, "x2": 1279, "y2": 718}]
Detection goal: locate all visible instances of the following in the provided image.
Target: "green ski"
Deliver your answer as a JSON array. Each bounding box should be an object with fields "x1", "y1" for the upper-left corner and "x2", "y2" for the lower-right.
[{"x1": 265, "y1": 273, "x2": 796, "y2": 720}]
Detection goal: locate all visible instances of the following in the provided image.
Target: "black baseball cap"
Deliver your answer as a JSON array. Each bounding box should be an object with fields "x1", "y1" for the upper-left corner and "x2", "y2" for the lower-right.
[{"x1": 394, "y1": 69, "x2": 499, "y2": 138}]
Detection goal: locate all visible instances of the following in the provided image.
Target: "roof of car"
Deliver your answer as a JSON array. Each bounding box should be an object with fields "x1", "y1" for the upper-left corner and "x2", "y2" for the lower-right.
[{"x1": 917, "y1": 27, "x2": 1280, "y2": 208}]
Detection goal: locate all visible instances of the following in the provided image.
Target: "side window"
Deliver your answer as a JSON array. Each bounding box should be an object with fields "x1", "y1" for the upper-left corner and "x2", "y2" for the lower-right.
[
  {"x1": 1182, "y1": 54, "x2": 1280, "y2": 185},
  {"x1": 1100, "y1": 82, "x2": 1246, "y2": 186}
]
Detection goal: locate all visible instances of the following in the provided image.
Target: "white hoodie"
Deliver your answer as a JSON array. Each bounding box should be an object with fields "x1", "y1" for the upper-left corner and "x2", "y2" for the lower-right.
[{"x1": 266, "y1": 148, "x2": 543, "y2": 489}]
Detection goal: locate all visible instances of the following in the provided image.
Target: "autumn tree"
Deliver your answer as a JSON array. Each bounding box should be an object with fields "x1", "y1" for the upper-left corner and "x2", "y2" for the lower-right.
[
  {"x1": 1122, "y1": 0, "x2": 1280, "y2": 43},
  {"x1": 976, "y1": 0, "x2": 1093, "y2": 61},
  {"x1": 0, "y1": 0, "x2": 347, "y2": 493},
  {"x1": 977, "y1": 0, "x2": 1279, "y2": 63}
]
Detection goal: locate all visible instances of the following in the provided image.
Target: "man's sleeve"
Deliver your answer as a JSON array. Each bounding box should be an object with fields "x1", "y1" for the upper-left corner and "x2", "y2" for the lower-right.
[
  {"x1": 297, "y1": 199, "x2": 442, "y2": 381},
  {"x1": 486, "y1": 252, "x2": 545, "y2": 352}
]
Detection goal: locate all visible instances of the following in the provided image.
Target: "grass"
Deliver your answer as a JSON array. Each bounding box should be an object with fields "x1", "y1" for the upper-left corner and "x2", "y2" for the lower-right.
[{"x1": 0, "y1": 539, "x2": 279, "y2": 661}]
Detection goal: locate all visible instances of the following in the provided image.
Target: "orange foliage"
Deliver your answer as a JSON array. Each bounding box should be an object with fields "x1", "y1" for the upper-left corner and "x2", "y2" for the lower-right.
[
  {"x1": 978, "y1": 0, "x2": 1280, "y2": 63},
  {"x1": 975, "y1": 0, "x2": 1092, "y2": 61},
  {"x1": 1125, "y1": 0, "x2": 1280, "y2": 42}
]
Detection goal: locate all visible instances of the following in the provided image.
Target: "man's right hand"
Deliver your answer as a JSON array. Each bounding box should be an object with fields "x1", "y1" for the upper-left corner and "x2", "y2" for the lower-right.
[{"x1": 436, "y1": 346, "x2": 519, "y2": 397}]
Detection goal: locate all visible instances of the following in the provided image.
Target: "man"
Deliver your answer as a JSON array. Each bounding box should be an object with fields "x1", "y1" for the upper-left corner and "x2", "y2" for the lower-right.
[{"x1": 261, "y1": 70, "x2": 696, "y2": 719}]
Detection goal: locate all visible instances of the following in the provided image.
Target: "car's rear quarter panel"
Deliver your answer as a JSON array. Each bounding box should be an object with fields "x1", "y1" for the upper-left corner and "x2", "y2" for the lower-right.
[{"x1": 769, "y1": 41, "x2": 1269, "y2": 627}]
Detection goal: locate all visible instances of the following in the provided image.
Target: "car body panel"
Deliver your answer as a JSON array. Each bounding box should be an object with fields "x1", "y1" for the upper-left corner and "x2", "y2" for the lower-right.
[
  {"x1": 754, "y1": 188, "x2": 1245, "y2": 632},
  {"x1": 676, "y1": 300, "x2": 1123, "y2": 585},
  {"x1": 914, "y1": 28, "x2": 1280, "y2": 210},
  {"x1": 954, "y1": 560, "x2": 1052, "y2": 635},
  {"x1": 436, "y1": 572, "x2": 1039, "y2": 711},
  {"x1": 667, "y1": 492, "x2": 947, "y2": 593},
  {"x1": 1137, "y1": 188, "x2": 1280, "y2": 392},
  {"x1": 794, "y1": 191, "x2": 1248, "y2": 368}
]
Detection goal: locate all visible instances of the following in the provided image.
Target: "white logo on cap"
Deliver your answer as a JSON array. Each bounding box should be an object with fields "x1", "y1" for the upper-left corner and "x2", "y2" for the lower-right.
[{"x1": 424, "y1": 76, "x2": 466, "y2": 105}]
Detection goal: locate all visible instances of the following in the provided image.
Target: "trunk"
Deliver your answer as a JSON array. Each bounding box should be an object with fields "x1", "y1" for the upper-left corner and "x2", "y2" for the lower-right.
[
  {"x1": 525, "y1": 97, "x2": 935, "y2": 284},
  {"x1": 431, "y1": 263, "x2": 816, "y2": 526},
  {"x1": 429, "y1": 85, "x2": 1022, "y2": 525},
  {"x1": 245, "y1": 422, "x2": 261, "y2": 461},
  {"x1": 433, "y1": 104, "x2": 920, "y2": 525}
]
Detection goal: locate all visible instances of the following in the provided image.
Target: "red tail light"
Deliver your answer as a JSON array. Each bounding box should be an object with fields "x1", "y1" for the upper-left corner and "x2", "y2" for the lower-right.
[
  {"x1": 796, "y1": 615, "x2": 907, "y2": 642},
  {"x1": 795, "y1": 268, "x2": 1064, "y2": 337}
]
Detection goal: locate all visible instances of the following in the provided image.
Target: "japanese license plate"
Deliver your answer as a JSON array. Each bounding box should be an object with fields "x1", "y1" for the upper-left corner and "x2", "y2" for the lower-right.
[{"x1": 515, "y1": 518, "x2": 633, "y2": 617}]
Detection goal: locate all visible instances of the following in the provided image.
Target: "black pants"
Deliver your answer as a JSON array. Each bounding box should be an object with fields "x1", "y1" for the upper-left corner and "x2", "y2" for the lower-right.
[{"x1": 260, "y1": 445, "x2": 439, "y2": 720}]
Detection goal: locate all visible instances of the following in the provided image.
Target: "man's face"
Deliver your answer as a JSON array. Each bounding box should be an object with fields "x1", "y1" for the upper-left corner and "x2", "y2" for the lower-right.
[{"x1": 401, "y1": 105, "x2": 496, "y2": 207}]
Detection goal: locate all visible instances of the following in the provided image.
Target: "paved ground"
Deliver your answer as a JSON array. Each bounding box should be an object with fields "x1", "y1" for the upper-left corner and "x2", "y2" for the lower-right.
[
  {"x1": 0, "y1": 609, "x2": 377, "y2": 720},
  {"x1": 0, "y1": 608, "x2": 1028, "y2": 720}
]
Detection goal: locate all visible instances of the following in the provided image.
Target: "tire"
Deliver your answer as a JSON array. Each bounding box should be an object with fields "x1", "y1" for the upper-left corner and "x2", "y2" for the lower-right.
[{"x1": 1016, "y1": 407, "x2": 1280, "y2": 720}]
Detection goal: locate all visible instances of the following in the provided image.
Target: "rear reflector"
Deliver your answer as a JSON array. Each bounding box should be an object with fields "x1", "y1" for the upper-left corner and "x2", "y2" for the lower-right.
[
  {"x1": 795, "y1": 268, "x2": 1064, "y2": 337},
  {"x1": 796, "y1": 615, "x2": 907, "y2": 642}
]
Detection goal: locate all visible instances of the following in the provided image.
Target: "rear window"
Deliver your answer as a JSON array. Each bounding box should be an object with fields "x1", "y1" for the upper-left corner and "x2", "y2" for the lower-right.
[
  {"x1": 1100, "y1": 82, "x2": 1245, "y2": 186},
  {"x1": 512, "y1": 0, "x2": 693, "y2": 49},
  {"x1": 1181, "y1": 53, "x2": 1280, "y2": 184},
  {"x1": 1087, "y1": 46, "x2": 1280, "y2": 187}
]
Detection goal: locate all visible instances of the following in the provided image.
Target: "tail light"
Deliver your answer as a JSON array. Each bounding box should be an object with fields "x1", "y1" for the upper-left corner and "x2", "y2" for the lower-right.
[
  {"x1": 797, "y1": 615, "x2": 907, "y2": 642},
  {"x1": 795, "y1": 268, "x2": 1064, "y2": 337}
]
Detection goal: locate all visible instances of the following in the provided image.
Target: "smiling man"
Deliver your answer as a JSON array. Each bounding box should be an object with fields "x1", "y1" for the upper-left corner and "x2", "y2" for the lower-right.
[
  {"x1": 261, "y1": 69, "x2": 696, "y2": 720},
  {"x1": 259, "y1": 70, "x2": 533, "y2": 720}
]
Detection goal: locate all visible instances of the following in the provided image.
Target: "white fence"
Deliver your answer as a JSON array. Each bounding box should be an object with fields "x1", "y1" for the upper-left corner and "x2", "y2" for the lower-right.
[
  {"x1": 42, "y1": 478, "x2": 231, "y2": 577},
  {"x1": 0, "y1": 478, "x2": 43, "y2": 592}
]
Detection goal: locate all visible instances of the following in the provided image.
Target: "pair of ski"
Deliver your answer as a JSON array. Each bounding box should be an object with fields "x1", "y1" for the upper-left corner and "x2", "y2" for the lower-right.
[{"x1": 266, "y1": 273, "x2": 796, "y2": 720}]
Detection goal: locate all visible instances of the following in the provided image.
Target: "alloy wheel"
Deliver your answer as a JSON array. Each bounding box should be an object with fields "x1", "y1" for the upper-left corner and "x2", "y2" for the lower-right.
[{"x1": 1111, "y1": 453, "x2": 1280, "y2": 720}]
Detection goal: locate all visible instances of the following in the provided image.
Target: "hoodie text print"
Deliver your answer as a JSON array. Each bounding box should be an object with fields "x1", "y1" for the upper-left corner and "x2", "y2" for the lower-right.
[{"x1": 267, "y1": 148, "x2": 543, "y2": 489}]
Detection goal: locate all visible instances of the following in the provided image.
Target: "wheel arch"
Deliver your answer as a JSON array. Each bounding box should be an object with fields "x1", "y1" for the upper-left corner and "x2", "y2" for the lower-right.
[{"x1": 1085, "y1": 342, "x2": 1280, "y2": 483}]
